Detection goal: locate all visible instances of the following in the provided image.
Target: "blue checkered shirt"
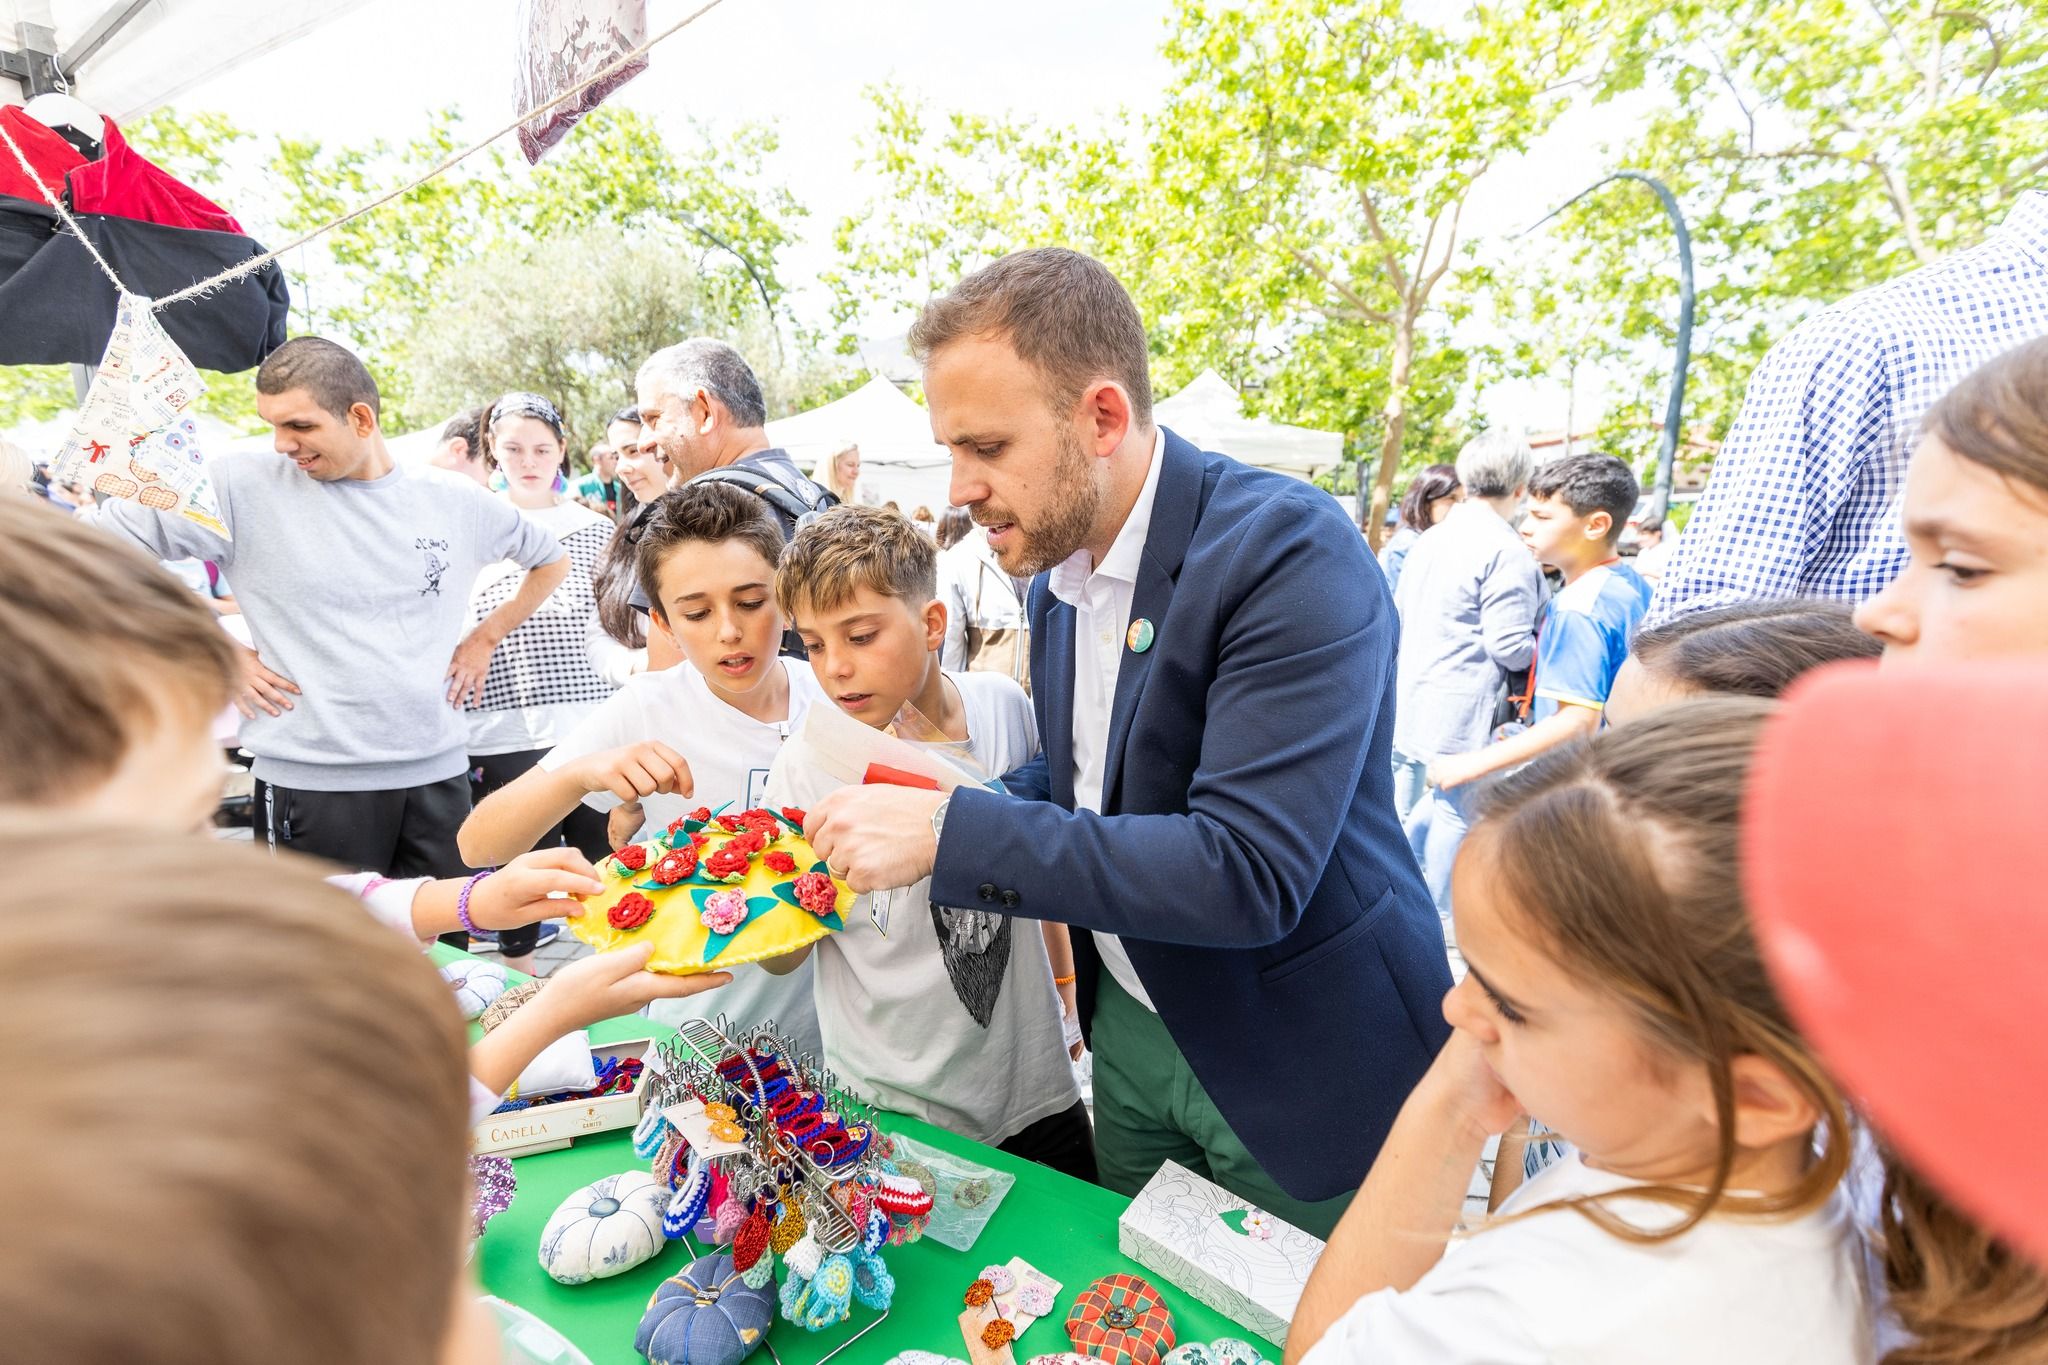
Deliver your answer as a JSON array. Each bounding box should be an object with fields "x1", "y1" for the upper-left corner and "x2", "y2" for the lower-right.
[{"x1": 1649, "y1": 191, "x2": 2048, "y2": 624}]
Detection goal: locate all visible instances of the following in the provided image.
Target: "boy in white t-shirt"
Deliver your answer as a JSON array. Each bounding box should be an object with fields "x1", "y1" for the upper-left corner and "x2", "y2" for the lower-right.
[
  {"x1": 762, "y1": 506, "x2": 1092, "y2": 1179},
  {"x1": 459, "y1": 484, "x2": 824, "y2": 1055}
]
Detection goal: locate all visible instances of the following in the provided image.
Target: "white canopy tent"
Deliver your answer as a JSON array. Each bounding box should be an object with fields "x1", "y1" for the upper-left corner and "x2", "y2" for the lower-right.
[
  {"x1": 765, "y1": 375, "x2": 954, "y2": 512},
  {"x1": 1154, "y1": 369, "x2": 1345, "y2": 479},
  {"x1": 3, "y1": 1, "x2": 373, "y2": 117}
]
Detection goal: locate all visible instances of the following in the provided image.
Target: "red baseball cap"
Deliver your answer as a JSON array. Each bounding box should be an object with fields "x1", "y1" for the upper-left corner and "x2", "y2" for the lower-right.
[{"x1": 1743, "y1": 658, "x2": 2048, "y2": 1265}]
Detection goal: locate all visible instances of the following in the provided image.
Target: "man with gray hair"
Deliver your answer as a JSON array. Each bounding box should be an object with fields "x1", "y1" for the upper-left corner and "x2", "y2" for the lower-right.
[
  {"x1": 1389, "y1": 428, "x2": 1543, "y2": 944},
  {"x1": 635, "y1": 338, "x2": 833, "y2": 538}
]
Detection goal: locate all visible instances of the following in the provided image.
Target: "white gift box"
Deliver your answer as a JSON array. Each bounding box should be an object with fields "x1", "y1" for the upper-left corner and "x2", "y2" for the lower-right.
[
  {"x1": 1116, "y1": 1160, "x2": 1326, "y2": 1348},
  {"x1": 473, "y1": 1036, "x2": 656, "y2": 1158}
]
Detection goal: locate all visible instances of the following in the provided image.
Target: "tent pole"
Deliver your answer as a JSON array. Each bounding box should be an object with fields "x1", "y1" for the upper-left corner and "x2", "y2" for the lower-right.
[{"x1": 60, "y1": 0, "x2": 157, "y2": 77}]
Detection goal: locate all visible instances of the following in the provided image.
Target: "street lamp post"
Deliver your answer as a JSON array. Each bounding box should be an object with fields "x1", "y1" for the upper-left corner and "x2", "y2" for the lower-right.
[{"x1": 1524, "y1": 171, "x2": 1695, "y2": 511}]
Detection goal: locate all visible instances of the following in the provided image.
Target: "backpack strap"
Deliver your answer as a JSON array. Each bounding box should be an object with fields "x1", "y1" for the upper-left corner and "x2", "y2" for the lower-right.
[{"x1": 687, "y1": 466, "x2": 837, "y2": 533}]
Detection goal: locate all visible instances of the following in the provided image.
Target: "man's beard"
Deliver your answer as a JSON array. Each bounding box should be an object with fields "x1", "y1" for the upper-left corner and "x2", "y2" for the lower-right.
[{"x1": 982, "y1": 425, "x2": 1100, "y2": 576}]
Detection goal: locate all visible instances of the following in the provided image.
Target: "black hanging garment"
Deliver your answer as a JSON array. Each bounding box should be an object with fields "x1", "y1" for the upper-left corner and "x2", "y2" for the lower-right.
[{"x1": 0, "y1": 194, "x2": 289, "y2": 371}]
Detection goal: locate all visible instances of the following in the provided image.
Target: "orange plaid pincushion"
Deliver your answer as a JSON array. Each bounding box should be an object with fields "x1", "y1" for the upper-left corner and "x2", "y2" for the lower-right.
[{"x1": 1065, "y1": 1273, "x2": 1175, "y2": 1365}]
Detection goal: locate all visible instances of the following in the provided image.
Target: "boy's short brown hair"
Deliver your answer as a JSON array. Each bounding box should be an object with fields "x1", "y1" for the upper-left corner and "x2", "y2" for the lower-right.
[
  {"x1": 631, "y1": 482, "x2": 789, "y2": 614},
  {"x1": 909, "y1": 247, "x2": 1154, "y2": 426},
  {"x1": 0, "y1": 498, "x2": 240, "y2": 804},
  {"x1": 0, "y1": 827, "x2": 471, "y2": 1364},
  {"x1": 776, "y1": 504, "x2": 938, "y2": 620}
]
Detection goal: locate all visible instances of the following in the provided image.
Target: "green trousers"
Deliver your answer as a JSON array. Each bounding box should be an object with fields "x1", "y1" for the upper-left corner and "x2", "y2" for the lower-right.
[{"x1": 1091, "y1": 975, "x2": 1355, "y2": 1238}]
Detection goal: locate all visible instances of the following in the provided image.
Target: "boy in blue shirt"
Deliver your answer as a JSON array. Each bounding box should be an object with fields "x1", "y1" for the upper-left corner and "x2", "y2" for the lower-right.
[{"x1": 1430, "y1": 454, "x2": 1652, "y2": 791}]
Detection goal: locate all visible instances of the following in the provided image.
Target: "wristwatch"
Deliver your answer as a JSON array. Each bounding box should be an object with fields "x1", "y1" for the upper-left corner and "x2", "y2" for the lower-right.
[{"x1": 931, "y1": 795, "x2": 950, "y2": 852}]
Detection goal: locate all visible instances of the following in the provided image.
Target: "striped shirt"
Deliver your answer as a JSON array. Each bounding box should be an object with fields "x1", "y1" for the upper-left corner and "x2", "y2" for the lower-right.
[{"x1": 1650, "y1": 191, "x2": 2048, "y2": 623}]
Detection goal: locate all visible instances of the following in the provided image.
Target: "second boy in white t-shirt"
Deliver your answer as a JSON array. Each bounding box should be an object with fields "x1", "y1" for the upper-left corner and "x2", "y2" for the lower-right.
[{"x1": 763, "y1": 506, "x2": 1090, "y2": 1178}]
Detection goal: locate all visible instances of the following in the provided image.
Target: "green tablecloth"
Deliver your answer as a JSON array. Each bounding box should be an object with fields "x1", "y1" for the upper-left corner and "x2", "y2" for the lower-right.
[{"x1": 445, "y1": 948, "x2": 1278, "y2": 1365}]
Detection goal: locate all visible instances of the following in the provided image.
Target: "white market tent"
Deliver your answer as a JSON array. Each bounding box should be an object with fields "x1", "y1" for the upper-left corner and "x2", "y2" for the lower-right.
[
  {"x1": 1154, "y1": 369, "x2": 1344, "y2": 479},
  {"x1": 2, "y1": 1, "x2": 373, "y2": 116},
  {"x1": 766, "y1": 375, "x2": 954, "y2": 512}
]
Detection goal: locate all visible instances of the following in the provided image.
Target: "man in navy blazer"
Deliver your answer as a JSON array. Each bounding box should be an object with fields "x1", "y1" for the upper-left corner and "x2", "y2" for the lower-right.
[{"x1": 807, "y1": 248, "x2": 1452, "y2": 1229}]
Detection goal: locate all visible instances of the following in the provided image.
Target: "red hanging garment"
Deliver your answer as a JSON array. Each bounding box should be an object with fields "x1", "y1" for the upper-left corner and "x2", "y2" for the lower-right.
[
  {"x1": 66, "y1": 116, "x2": 242, "y2": 235},
  {"x1": 0, "y1": 105, "x2": 86, "y2": 203}
]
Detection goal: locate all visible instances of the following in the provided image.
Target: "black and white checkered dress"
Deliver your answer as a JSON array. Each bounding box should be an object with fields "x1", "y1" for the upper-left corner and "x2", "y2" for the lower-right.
[{"x1": 470, "y1": 502, "x2": 617, "y2": 716}]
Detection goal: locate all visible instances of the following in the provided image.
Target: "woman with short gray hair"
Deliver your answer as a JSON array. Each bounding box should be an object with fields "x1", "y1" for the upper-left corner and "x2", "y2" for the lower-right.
[{"x1": 1388, "y1": 429, "x2": 1544, "y2": 945}]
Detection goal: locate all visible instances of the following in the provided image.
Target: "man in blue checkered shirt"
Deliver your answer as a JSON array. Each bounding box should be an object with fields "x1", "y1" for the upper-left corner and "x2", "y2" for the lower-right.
[{"x1": 1649, "y1": 190, "x2": 2048, "y2": 624}]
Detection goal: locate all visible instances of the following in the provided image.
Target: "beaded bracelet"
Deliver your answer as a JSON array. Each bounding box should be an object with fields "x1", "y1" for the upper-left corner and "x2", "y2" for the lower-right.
[{"x1": 456, "y1": 869, "x2": 494, "y2": 936}]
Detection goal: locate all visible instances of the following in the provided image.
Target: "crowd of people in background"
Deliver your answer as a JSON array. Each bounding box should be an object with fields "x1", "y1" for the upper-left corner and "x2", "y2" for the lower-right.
[{"x1": 3, "y1": 197, "x2": 2047, "y2": 1365}]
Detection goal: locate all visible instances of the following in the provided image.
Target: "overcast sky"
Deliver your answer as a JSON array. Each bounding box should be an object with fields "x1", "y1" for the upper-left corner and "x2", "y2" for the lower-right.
[{"x1": 172, "y1": 0, "x2": 1629, "y2": 435}]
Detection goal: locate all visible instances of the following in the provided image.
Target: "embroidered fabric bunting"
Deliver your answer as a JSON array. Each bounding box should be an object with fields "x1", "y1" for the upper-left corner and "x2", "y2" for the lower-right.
[{"x1": 54, "y1": 293, "x2": 226, "y2": 537}]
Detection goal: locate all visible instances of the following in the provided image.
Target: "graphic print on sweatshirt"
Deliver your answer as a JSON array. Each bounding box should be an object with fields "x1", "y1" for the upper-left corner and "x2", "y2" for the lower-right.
[{"x1": 417, "y1": 535, "x2": 451, "y2": 596}]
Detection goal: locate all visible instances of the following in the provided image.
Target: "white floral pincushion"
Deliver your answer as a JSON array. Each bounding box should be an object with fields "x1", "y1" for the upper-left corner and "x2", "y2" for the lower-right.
[{"x1": 538, "y1": 1170, "x2": 670, "y2": 1285}]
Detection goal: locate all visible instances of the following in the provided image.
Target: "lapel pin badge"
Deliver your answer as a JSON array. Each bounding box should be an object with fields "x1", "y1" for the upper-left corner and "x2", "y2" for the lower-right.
[{"x1": 1126, "y1": 618, "x2": 1155, "y2": 654}]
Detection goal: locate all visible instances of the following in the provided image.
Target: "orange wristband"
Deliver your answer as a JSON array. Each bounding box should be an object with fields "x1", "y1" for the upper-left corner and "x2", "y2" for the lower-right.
[{"x1": 1054, "y1": 974, "x2": 1077, "y2": 986}]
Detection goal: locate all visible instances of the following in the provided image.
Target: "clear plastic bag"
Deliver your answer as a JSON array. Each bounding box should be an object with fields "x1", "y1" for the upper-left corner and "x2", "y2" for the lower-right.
[{"x1": 886, "y1": 1132, "x2": 1015, "y2": 1252}]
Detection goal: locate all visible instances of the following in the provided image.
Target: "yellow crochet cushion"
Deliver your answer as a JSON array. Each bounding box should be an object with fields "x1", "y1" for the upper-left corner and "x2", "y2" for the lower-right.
[{"x1": 571, "y1": 804, "x2": 855, "y2": 976}]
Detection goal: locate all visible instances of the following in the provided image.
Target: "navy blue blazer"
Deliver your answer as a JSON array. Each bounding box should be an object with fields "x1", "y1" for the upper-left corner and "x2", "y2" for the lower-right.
[{"x1": 931, "y1": 428, "x2": 1453, "y2": 1202}]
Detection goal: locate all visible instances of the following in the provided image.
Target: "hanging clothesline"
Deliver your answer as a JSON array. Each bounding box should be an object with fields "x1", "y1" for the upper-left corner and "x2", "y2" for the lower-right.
[{"x1": 0, "y1": 0, "x2": 730, "y2": 314}]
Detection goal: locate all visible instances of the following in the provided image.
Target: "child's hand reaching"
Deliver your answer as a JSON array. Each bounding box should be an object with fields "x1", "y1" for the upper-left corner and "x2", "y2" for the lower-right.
[
  {"x1": 532, "y1": 944, "x2": 731, "y2": 1034},
  {"x1": 469, "y1": 848, "x2": 605, "y2": 931},
  {"x1": 469, "y1": 946, "x2": 732, "y2": 1099},
  {"x1": 570, "y1": 741, "x2": 694, "y2": 804},
  {"x1": 609, "y1": 802, "x2": 647, "y2": 849}
]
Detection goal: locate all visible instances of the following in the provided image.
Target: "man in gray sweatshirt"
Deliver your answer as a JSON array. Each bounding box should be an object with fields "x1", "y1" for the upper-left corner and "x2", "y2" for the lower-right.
[{"x1": 100, "y1": 337, "x2": 568, "y2": 892}]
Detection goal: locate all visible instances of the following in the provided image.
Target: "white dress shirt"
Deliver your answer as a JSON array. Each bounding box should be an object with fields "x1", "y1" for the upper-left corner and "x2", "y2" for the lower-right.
[{"x1": 1047, "y1": 427, "x2": 1166, "y2": 1011}]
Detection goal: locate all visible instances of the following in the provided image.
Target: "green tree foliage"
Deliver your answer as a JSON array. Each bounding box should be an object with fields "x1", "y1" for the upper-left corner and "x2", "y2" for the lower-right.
[
  {"x1": 825, "y1": 3, "x2": 1617, "y2": 540},
  {"x1": 1543, "y1": 0, "x2": 2047, "y2": 466},
  {"x1": 403, "y1": 224, "x2": 818, "y2": 459},
  {"x1": 1139, "y1": 0, "x2": 1621, "y2": 538},
  {"x1": 268, "y1": 105, "x2": 803, "y2": 424}
]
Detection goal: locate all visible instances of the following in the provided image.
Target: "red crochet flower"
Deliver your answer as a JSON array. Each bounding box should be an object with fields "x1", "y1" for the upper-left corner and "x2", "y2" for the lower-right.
[
  {"x1": 793, "y1": 872, "x2": 837, "y2": 916},
  {"x1": 740, "y1": 808, "x2": 782, "y2": 835},
  {"x1": 764, "y1": 850, "x2": 798, "y2": 875},
  {"x1": 732, "y1": 1208, "x2": 770, "y2": 1273},
  {"x1": 607, "y1": 893, "x2": 654, "y2": 930},
  {"x1": 716, "y1": 813, "x2": 749, "y2": 834},
  {"x1": 611, "y1": 844, "x2": 648, "y2": 871},
  {"x1": 780, "y1": 806, "x2": 808, "y2": 828},
  {"x1": 666, "y1": 817, "x2": 692, "y2": 840},
  {"x1": 706, "y1": 845, "x2": 752, "y2": 881},
  {"x1": 651, "y1": 846, "x2": 697, "y2": 885},
  {"x1": 688, "y1": 806, "x2": 712, "y2": 823},
  {"x1": 728, "y1": 829, "x2": 767, "y2": 856}
]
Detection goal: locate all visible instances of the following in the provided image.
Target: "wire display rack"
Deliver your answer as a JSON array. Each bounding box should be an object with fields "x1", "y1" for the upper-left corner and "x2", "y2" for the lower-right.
[{"x1": 646, "y1": 1014, "x2": 896, "y2": 1364}]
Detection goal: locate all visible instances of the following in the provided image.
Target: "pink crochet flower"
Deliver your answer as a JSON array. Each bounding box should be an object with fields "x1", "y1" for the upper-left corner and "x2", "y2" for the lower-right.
[
  {"x1": 700, "y1": 889, "x2": 749, "y2": 935},
  {"x1": 793, "y1": 872, "x2": 837, "y2": 916}
]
